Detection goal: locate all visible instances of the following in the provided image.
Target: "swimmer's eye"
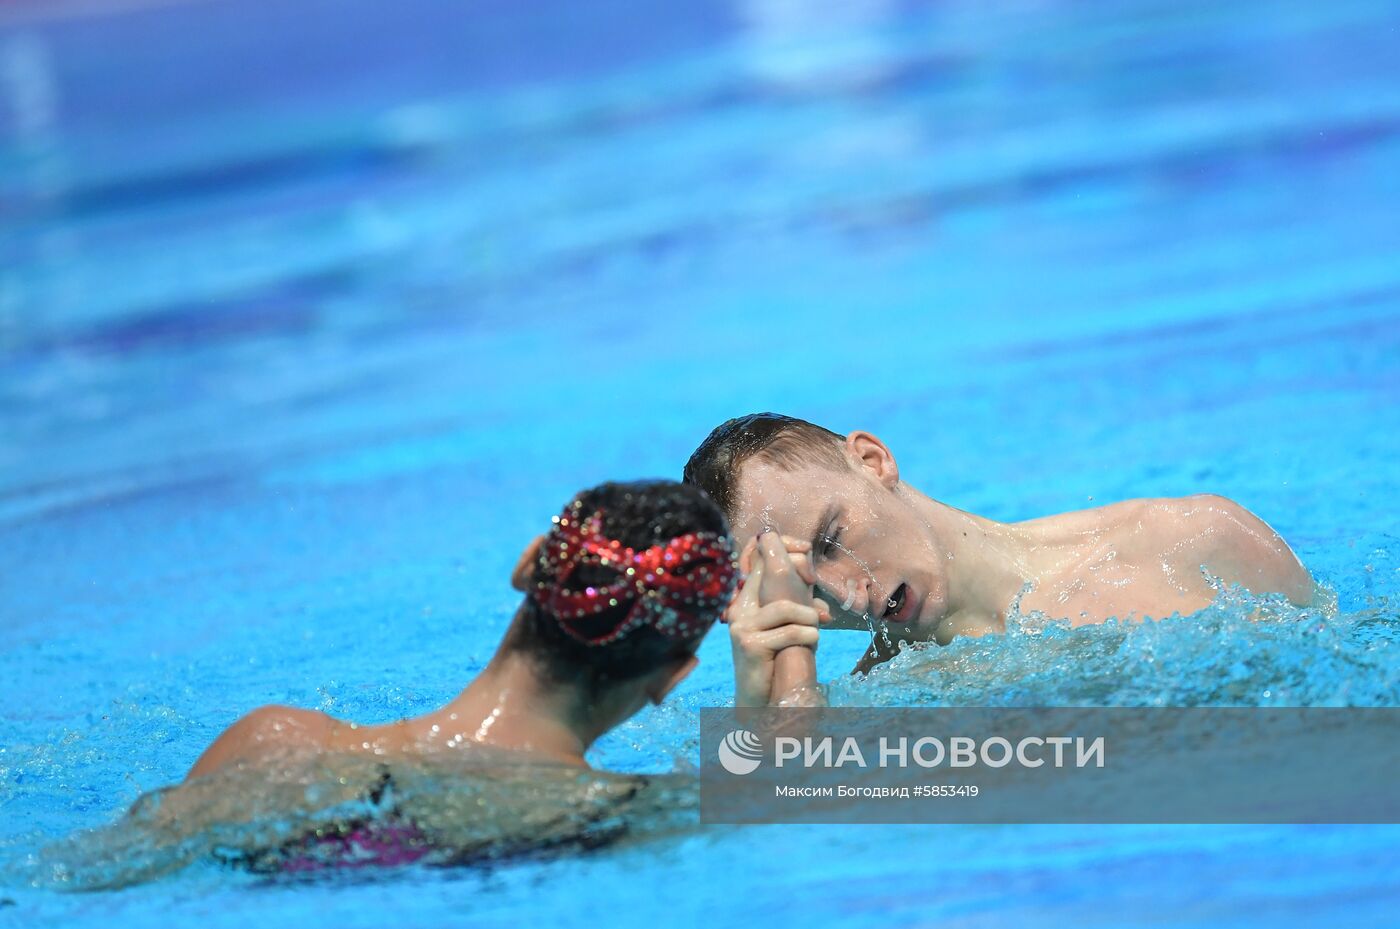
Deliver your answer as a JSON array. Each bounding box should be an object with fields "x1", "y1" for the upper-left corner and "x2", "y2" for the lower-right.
[{"x1": 819, "y1": 526, "x2": 843, "y2": 560}]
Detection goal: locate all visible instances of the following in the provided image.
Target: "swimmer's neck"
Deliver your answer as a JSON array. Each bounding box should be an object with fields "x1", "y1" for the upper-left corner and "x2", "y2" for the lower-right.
[
  {"x1": 420, "y1": 650, "x2": 597, "y2": 767},
  {"x1": 906, "y1": 491, "x2": 1054, "y2": 624}
]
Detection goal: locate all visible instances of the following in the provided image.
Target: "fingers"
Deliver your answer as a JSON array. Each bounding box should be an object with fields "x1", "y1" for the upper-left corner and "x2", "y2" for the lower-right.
[
  {"x1": 757, "y1": 528, "x2": 812, "y2": 563},
  {"x1": 723, "y1": 560, "x2": 755, "y2": 626},
  {"x1": 756, "y1": 529, "x2": 813, "y2": 606},
  {"x1": 730, "y1": 557, "x2": 764, "y2": 616},
  {"x1": 739, "y1": 532, "x2": 811, "y2": 575},
  {"x1": 750, "y1": 624, "x2": 820, "y2": 653},
  {"x1": 757, "y1": 527, "x2": 792, "y2": 569},
  {"x1": 766, "y1": 531, "x2": 815, "y2": 586},
  {"x1": 787, "y1": 550, "x2": 816, "y2": 587},
  {"x1": 727, "y1": 596, "x2": 830, "y2": 631},
  {"x1": 731, "y1": 600, "x2": 824, "y2": 633},
  {"x1": 727, "y1": 582, "x2": 826, "y2": 706},
  {"x1": 738, "y1": 536, "x2": 758, "y2": 575}
]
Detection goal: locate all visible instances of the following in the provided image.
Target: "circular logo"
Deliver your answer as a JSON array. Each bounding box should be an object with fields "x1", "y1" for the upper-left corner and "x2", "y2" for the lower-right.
[{"x1": 717, "y1": 729, "x2": 764, "y2": 775}]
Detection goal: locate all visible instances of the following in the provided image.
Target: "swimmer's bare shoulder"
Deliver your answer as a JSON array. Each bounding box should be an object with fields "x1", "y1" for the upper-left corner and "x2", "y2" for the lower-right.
[
  {"x1": 1014, "y1": 496, "x2": 1191, "y2": 539},
  {"x1": 1022, "y1": 494, "x2": 1313, "y2": 607},
  {"x1": 185, "y1": 705, "x2": 338, "y2": 781},
  {"x1": 1148, "y1": 493, "x2": 1313, "y2": 605}
]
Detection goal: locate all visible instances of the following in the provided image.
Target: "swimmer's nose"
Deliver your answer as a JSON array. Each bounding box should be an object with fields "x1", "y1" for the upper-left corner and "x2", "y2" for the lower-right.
[
  {"x1": 816, "y1": 565, "x2": 871, "y2": 615},
  {"x1": 853, "y1": 580, "x2": 880, "y2": 617}
]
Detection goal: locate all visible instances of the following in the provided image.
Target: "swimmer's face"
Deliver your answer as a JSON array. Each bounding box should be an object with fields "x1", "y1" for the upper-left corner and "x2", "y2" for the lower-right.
[{"x1": 728, "y1": 432, "x2": 949, "y2": 643}]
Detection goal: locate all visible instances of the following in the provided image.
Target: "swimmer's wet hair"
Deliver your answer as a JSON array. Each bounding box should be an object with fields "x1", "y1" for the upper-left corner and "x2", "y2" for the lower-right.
[
  {"x1": 513, "y1": 480, "x2": 732, "y2": 691},
  {"x1": 682, "y1": 413, "x2": 846, "y2": 517}
]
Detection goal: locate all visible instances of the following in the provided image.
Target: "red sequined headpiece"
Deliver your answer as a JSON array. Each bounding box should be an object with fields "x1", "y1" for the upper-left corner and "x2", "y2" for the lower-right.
[{"x1": 534, "y1": 501, "x2": 738, "y2": 646}]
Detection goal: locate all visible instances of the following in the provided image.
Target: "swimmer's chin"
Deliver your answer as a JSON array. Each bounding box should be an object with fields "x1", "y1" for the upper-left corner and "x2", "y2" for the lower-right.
[
  {"x1": 931, "y1": 609, "x2": 1007, "y2": 646},
  {"x1": 905, "y1": 587, "x2": 951, "y2": 645},
  {"x1": 920, "y1": 612, "x2": 954, "y2": 646}
]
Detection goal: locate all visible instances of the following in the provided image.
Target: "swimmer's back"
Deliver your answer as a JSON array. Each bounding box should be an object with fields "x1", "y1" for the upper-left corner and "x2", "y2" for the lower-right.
[
  {"x1": 186, "y1": 705, "x2": 337, "y2": 780},
  {"x1": 188, "y1": 705, "x2": 433, "y2": 781}
]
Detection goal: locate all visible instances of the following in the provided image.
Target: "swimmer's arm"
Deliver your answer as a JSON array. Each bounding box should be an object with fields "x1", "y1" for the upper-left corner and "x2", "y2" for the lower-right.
[
  {"x1": 1181, "y1": 495, "x2": 1314, "y2": 606},
  {"x1": 185, "y1": 705, "x2": 334, "y2": 781}
]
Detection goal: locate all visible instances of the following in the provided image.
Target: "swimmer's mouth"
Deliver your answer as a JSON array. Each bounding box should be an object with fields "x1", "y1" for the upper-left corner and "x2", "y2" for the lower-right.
[{"x1": 882, "y1": 583, "x2": 915, "y2": 623}]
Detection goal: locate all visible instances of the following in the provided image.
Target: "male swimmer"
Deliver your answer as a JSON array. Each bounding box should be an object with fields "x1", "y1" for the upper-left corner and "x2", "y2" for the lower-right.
[
  {"x1": 188, "y1": 480, "x2": 737, "y2": 778},
  {"x1": 684, "y1": 413, "x2": 1314, "y2": 706}
]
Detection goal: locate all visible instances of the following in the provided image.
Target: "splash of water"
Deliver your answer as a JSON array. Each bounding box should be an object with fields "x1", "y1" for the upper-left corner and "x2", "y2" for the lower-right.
[
  {"x1": 13, "y1": 750, "x2": 698, "y2": 891},
  {"x1": 828, "y1": 585, "x2": 1400, "y2": 708}
]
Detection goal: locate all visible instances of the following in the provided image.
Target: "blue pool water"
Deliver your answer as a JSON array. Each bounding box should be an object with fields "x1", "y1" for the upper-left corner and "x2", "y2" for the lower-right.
[{"x1": 3, "y1": 0, "x2": 1399, "y2": 925}]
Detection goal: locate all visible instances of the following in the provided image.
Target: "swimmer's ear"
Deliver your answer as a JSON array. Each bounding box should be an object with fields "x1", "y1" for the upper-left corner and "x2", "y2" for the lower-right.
[
  {"x1": 846, "y1": 431, "x2": 899, "y2": 488},
  {"x1": 645, "y1": 655, "x2": 699, "y2": 706},
  {"x1": 511, "y1": 535, "x2": 545, "y2": 591}
]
